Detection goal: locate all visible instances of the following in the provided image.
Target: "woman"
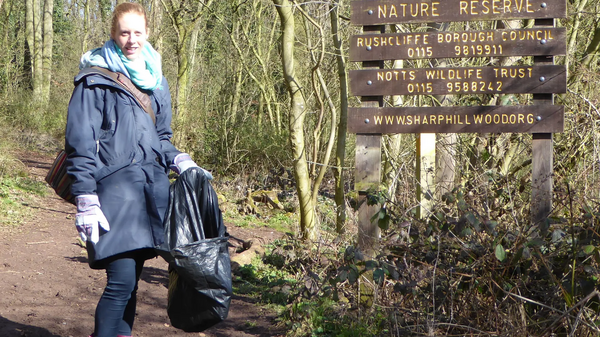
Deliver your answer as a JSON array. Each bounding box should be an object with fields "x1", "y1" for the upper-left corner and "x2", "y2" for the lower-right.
[{"x1": 64, "y1": 3, "x2": 208, "y2": 337}]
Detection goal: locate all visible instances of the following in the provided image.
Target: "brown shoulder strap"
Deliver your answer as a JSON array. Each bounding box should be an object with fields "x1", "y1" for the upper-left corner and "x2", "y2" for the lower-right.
[{"x1": 85, "y1": 67, "x2": 156, "y2": 124}]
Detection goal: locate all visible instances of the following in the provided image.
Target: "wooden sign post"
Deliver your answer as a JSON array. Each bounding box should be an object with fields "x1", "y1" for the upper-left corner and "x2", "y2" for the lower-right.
[
  {"x1": 350, "y1": 0, "x2": 567, "y2": 249},
  {"x1": 531, "y1": 17, "x2": 556, "y2": 235},
  {"x1": 356, "y1": 24, "x2": 384, "y2": 255}
]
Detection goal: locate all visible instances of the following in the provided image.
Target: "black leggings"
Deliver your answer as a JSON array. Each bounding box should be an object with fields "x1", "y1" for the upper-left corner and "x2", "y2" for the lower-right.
[{"x1": 94, "y1": 255, "x2": 145, "y2": 337}]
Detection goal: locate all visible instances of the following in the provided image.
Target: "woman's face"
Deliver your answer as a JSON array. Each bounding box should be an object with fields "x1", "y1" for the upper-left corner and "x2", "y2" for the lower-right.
[{"x1": 112, "y1": 12, "x2": 147, "y2": 61}]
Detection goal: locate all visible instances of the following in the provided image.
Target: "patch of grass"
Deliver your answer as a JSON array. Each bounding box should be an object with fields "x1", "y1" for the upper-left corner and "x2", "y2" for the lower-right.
[
  {"x1": 9, "y1": 177, "x2": 48, "y2": 196},
  {"x1": 265, "y1": 212, "x2": 296, "y2": 232},
  {"x1": 224, "y1": 206, "x2": 296, "y2": 233},
  {"x1": 315, "y1": 195, "x2": 338, "y2": 231},
  {"x1": 0, "y1": 91, "x2": 68, "y2": 139},
  {"x1": 233, "y1": 252, "x2": 297, "y2": 312},
  {"x1": 244, "y1": 320, "x2": 257, "y2": 328},
  {"x1": 0, "y1": 123, "x2": 50, "y2": 228},
  {"x1": 286, "y1": 299, "x2": 389, "y2": 337},
  {"x1": 227, "y1": 213, "x2": 259, "y2": 229},
  {"x1": 0, "y1": 176, "x2": 48, "y2": 227}
]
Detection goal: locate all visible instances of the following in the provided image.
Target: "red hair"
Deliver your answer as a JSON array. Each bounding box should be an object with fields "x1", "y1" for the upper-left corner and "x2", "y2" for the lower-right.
[{"x1": 111, "y1": 2, "x2": 148, "y2": 37}]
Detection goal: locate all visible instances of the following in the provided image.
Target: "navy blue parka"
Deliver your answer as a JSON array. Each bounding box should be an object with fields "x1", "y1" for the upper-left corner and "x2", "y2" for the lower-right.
[{"x1": 65, "y1": 68, "x2": 182, "y2": 269}]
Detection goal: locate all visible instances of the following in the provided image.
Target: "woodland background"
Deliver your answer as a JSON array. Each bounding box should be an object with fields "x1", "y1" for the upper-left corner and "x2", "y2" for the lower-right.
[{"x1": 2, "y1": 0, "x2": 600, "y2": 335}]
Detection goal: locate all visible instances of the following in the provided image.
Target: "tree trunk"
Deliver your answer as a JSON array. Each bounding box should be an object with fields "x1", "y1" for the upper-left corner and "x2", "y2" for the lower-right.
[
  {"x1": 175, "y1": 23, "x2": 191, "y2": 118},
  {"x1": 230, "y1": 63, "x2": 244, "y2": 125},
  {"x1": 25, "y1": 0, "x2": 44, "y2": 102},
  {"x1": 581, "y1": 27, "x2": 600, "y2": 70},
  {"x1": 82, "y1": 0, "x2": 89, "y2": 55},
  {"x1": 186, "y1": 19, "x2": 202, "y2": 103},
  {"x1": 161, "y1": 0, "x2": 213, "y2": 118},
  {"x1": 150, "y1": 0, "x2": 163, "y2": 52},
  {"x1": 25, "y1": 0, "x2": 34, "y2": 89},
  {"x1": 330, "y1": 0, "x2": 348, "y2": 234},
  {"x1": 32, "y1": 0, "x2": 42, "y2": 100},
  {"x1": 41, "y1": 0, "x2": 53, "y2": 105},
  {"x1": 273, "y1": 0, "x2": 317, "y2": 241},
  {"x1": 574, "y1": 19, "x2": 600, "y2": 86},
  {"x1": 565, "y1": 0, "x2": 589, "y2": 73}
]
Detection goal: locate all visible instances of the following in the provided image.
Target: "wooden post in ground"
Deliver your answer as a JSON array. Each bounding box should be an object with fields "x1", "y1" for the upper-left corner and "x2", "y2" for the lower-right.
[
  {"x1": 355, "y1": 23, "x2": 383, "y2": 309},
  {"x1": 531, "y1": 18, "x2": 555, "y2": 235},
  {"x1": 416, "y1": 133, "x2": 435, "y2": 219},
  {"x1": 356, "y1": 24, "x2": 383, "y2": 256}
]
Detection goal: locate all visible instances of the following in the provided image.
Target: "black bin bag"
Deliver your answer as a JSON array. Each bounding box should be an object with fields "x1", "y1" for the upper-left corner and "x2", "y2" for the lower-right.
[{"x1": 156, "y1": 167, "x2": 232, "y2": 332}]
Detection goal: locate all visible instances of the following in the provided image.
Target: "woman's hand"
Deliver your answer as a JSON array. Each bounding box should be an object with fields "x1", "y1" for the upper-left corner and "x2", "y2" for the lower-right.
[
  {"x1": 75, "y1": 195, "x2": 110, "y2": 244},
  {"x1": 171, "y1": 153, "x2": 213, "y2": 180}
]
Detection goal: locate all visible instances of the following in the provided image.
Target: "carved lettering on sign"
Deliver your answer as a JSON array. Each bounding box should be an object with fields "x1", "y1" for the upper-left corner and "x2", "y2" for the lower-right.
[
  {"x1": 349, "y1": 28, "x2": 566, "y2": 61},
  {"x1": 347, "y1": 106, "x2": 565, "y2": 134},
  {"x1": 350, "y1": 65, "x2": 566, "y2": 96},
  {"x1": 351, "y1": 0, "x2": 567, "y2": 25},
  {"x1": 377, "y1": 3, "x2": 441, "y2": 18},
  {"x1": 371, "y1": 113, "x2": 535, "y2": 125},
  {"x1": 500, "y1": 29, "x2": 554, "y2": 41},
  {"x1": 357, "y1": 34, "x2": 431, "y2": 47},
  {"x1": 457, "y1": 0, "x2": 534, "y2": 16}
]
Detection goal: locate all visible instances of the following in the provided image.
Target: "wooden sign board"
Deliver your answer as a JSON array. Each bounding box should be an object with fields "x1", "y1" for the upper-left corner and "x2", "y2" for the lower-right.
[
  {"x1": 348, "y1": 105, "x2": 564, "y2": 134},
  {"x1": 350, "y1": 28, "x2": 566, "y2": 61},
  {"x1": 350, "y1": 65, "x2": 565, "y2": 96},
  {"x1": 351, "y1": 0, "x2": 567, "y2": 25}
]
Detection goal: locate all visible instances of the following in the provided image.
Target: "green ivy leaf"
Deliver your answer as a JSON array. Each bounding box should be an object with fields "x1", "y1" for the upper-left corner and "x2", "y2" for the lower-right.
[
  {"x1": 373, "y1": 268, "x2": 385, "y2": 285},
  {"x1": 348, "y1": 267, "x2": 359, "y2": 284},
  {"x1": 354, "y1": 250, "x2": 365, "y2": 261},
  {"x1": 527, "y1": 238, "x2": 545, "y2": 247},
  {"x1": 511, "y1": 247, "x2": 523, "y2": 264},
  {"x1": 461, "y1": 228, "x2": 473, "y2": 236},
  {"x1": 495, "y1": 244, "x2": 507, "y2": 262},
  {"x1": 458, "y1": 199, "x2": 467, "y2": 211},
  {"x1": 366, "y1": 195, "x2": 376, "y2": 206},
  {"x1": 378, "y1": 216, "x2": 390, "y2": 231},
  {"x1": 583, "y1": 245, "x2": 596, "y2": 255},
  {"x1": 389, "y1": 267, "x2": 400, "y2": 280},
  {"x1": 370, "y1": 210, "x2": 378, "y2": 222},
  {"x1": 344, "y1": 246, "x2": 355, "y2": 262},
  {"x1": 484, "y1": 220, "x2": 498, "y2": 232},
  {"x1": 442, "y1": 192, "x2": 455, "y2": 204},
  {"x1": 377, "y1": 208, "x2": 390, "y2": 231},
  {"x1": 466, "y1": 213, "x2": 480, "y2": 227},
  {"x1": 365, "y1": 260, "x2": 378, "y2": 270}
]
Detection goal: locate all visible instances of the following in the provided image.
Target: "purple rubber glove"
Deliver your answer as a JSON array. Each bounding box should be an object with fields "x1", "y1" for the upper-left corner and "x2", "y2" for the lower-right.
[
  {"x1": 75, "y1": 195, "x2": 110, "y2": 244},
  {"x1": 170, "y1": 153, "x2": 213, "y2": 180}
]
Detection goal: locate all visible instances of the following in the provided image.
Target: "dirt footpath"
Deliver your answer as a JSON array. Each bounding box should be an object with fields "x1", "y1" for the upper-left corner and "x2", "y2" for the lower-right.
[{"x1": 0, "y1": 151, "x2": 285, "y2": 337}]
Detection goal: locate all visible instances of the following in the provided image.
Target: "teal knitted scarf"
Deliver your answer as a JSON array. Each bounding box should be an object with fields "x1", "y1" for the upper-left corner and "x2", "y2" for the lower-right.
[{"x1": 79, "y1": 39, "x2": 162, "y2": 91}]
